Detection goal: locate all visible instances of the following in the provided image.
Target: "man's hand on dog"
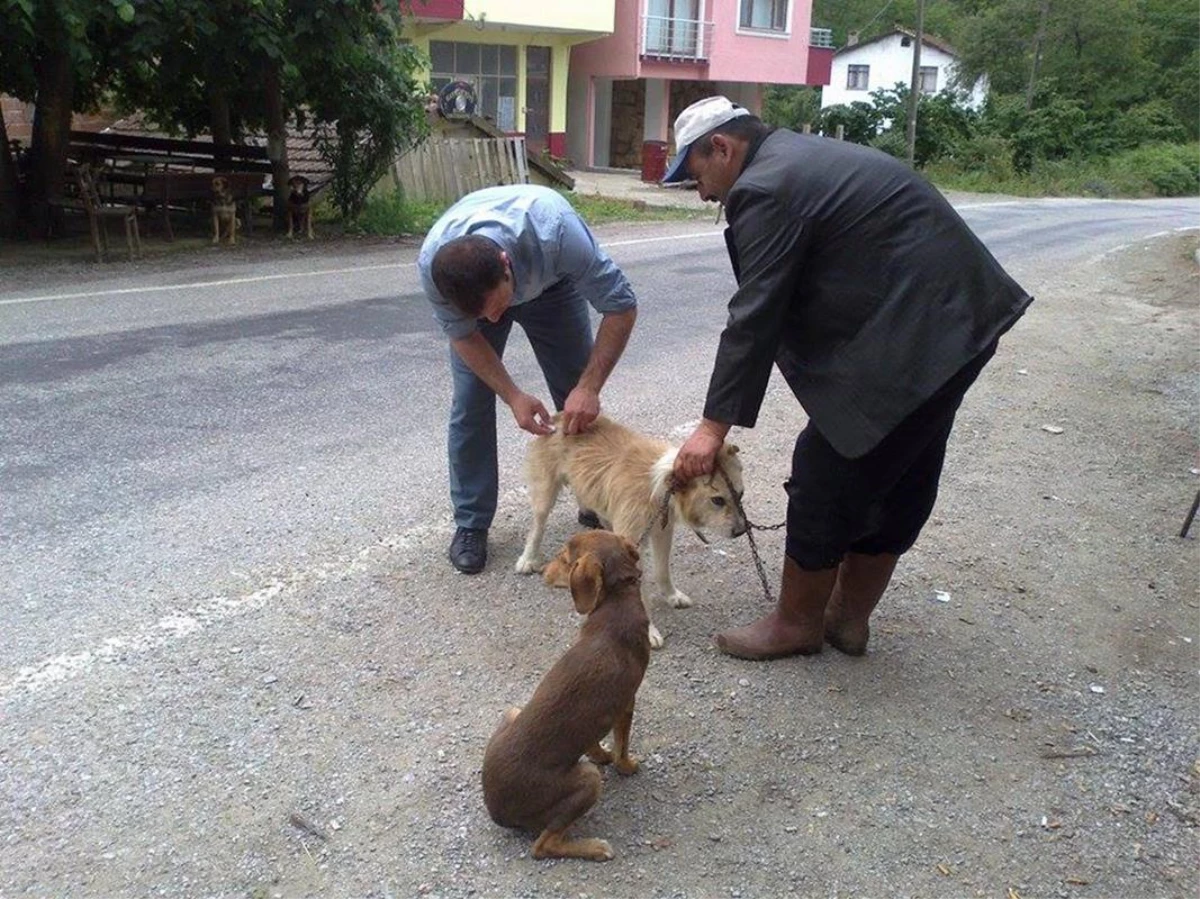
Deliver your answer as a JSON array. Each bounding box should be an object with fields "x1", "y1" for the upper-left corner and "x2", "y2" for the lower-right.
[
  {"x1": 561, "y1": 385, "x2": 601, "y2": 435},
  {"x1": 674, "y1": 418, "x2": 732, "y2": 483},
  {"x1": 510, "y1": 392, "x2": 556, "y2": 436}
]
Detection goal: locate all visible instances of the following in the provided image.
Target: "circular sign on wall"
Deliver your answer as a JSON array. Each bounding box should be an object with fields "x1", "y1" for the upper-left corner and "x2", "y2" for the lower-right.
[{"x1": 438, "y1": 80, "x2": 478, "y2": 118}]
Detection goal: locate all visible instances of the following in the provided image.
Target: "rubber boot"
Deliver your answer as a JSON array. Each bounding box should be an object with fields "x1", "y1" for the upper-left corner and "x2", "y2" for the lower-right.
[
  {"x1": 823, "y1": 552, "x2": 899, "y2": 656},
  {"x1": 714, "y1": 556, "x2": 837, "y2": 660}
]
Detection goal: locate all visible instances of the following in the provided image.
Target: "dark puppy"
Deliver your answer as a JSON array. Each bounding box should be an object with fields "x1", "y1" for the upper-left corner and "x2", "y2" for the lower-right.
[
  {"x1": 286, "y1": 175, "x2": 313, "y2": 240},
  {"x1": 211, "y1": 176, "x2": 238, "y2": 246},
  {"x1": 482, "y1": 530, "x2": 650, "y2": 861}
]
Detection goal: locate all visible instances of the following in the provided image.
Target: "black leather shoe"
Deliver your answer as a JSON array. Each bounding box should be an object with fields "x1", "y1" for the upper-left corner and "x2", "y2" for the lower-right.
[
  {"x1": 577, "y1": 509, "x2": 602, "y2": 529},
  {"x1": 449, "y1": 527, "x2": 488, "y2": 574}
]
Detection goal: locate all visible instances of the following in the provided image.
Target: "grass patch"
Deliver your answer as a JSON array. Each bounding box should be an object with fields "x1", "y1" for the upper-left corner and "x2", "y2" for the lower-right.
[
  {"x1": 561, "y1": 191, "x2": 710, "y2": 224},
  {"x1": 348, "y1": 189, "x2": 446, "y2": 236},
  {"x1": 926, "y1": 142, "x2": 1200, "y2": 199},
  {"x1": 346, "y1": 186, "x2": 708, "y2": 237}
]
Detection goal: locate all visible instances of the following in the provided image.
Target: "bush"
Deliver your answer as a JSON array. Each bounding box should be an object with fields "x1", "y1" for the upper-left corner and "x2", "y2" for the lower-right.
[
  {"x1": 818, "y1": 102, "x2": 882, "y2": 145},
  {"x1": 870, "y1": 130, "x2": 909, "y2": 160},
  {"x1": 824, "y1": 85, "x2": 979, "y2": 167},
  {"x1": 762, "y1": 85, "x2": 823, "y2": 132},
  {"x1": 945, "y1": 133, "x2": 1016, "y2": 181},
  {"x1": 1111, "y1": 100, "x2": 1189, "y2": 151},
  {"x1": 1107, "y1": 143, "x2": 1200, "y2": 196},
  {"x1": 916, "y1": 91, "x2": 979, "y2": 165}
]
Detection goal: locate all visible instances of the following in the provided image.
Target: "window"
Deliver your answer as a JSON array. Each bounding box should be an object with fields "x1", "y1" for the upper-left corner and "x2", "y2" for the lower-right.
[
  {"x1": 646, "y1": 0, "x2": 704, "y2": 57},
  {"x1": 846, "y1": 64, "x2": 870, "y2": 90},
  {"x1": 429, "y1": 40, "x2": 519, "y2": 132},
  {"x1": 739, "y1": 0, "x2": 787, "y2": 32},
  {"x1": 918, "y1": 66, "x2": 938, "y2": 93}
]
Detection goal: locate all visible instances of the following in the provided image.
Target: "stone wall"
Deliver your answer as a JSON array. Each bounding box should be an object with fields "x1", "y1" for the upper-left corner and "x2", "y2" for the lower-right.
[{"x1": 607, "y1": 79, "x2": 645, "y2": 170}]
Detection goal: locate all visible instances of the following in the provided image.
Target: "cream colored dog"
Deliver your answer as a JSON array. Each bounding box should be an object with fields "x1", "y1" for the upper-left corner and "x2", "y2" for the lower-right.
[{"x1": 515, "y1": 415, "x2": 747, "y2": 648}]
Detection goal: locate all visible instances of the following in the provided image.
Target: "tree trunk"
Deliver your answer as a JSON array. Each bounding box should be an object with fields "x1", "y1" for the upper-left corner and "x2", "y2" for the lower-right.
[
  {"x1": 1026, "y1": 0, "x2": 1052, "y2": 111},
  {"x1": 0, "y1": 113, "x2": 19, "y2": 240},
  {"x1": 210, "y1": 88, "x2": 233, "y2": 172},
  {"x1": 29, "y1": 39, "x2": 76, "y2": 238},
  {"x1": 263, "y1": 61, "x2": 289, "y2": 232}
]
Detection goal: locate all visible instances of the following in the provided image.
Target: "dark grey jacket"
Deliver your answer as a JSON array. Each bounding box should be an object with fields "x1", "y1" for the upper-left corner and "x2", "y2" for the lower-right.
[{"x1": 704, "y1": 128, "x2": 1032, "y2": 458}]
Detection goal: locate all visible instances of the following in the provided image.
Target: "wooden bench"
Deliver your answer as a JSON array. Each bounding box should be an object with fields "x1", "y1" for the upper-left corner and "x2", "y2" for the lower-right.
[
  {"x1": 70, "y1": 130, "x2": 272, "y2": 174},
  {"x1": 141, "y1": 170, "x2": 266, "y2": 241}
]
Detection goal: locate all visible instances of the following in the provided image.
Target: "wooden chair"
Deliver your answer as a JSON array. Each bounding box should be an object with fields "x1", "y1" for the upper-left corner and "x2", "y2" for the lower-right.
[{"x1": 74, "y1": 163, "x2": 142, "y2": 262}]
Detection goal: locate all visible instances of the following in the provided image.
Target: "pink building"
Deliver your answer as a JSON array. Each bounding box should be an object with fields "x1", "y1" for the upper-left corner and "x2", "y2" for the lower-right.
[{"x1": 567, "y1": 0, "x2": 833, "y2": 169}]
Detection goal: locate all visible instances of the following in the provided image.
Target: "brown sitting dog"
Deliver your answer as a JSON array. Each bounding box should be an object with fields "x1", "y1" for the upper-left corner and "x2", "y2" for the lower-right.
[
  {"x1": 286, "y1": 175, "x2": 313, "y2": 240},
  {"x1": 211, "y1": 176, "x2": 239, "y2": 246},
  {"x1": 482, "y1": 530, "x2": 650, "y2": 862}
]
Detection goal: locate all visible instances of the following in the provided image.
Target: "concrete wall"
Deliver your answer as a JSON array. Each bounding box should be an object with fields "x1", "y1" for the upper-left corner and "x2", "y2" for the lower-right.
[
  {"x1": 465, "y1": 0, "x2": 615, "y2": 33},
  {"x1": 570, "y1": 0, "x2": 817, "y2": 86},
  {"x1": 704, "y1": 0, "x2": 813, "y2": 85}
]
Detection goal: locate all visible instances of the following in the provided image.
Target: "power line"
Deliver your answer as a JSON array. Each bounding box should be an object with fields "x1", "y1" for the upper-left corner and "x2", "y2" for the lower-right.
[{"x1": 861, "y1": 0, "x2": 899, "y2": 33}]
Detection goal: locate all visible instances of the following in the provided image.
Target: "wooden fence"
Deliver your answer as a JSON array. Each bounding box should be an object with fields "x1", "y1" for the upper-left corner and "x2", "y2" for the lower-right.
[{"x1": 391, "y1": 137, "x2": 529, "y2": 204}]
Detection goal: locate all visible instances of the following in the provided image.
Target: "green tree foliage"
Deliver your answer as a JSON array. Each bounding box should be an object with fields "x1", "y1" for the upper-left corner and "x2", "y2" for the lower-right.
[
  {"x1": 761, "y1": 85, "x2": 823, "y2": 131},
  {"x1": 820, "y1": 85, "x2": 978, "y2": 166},
  {"x1": 0, "y1": 0, "x2": 136, "y2": 235},
  {"x1": 818, "y1": 101, "x2": 884, "y2": 144},
  {"x1": 296, "y1": 3, "x2": 428, "y2": 219},
  {"x1": 808, "y1": 0, "x2": 1197, "y2": 184},
  {"x1": 1168, "y1": 48, "x2": 1199, "y2": 141},
  {"x1": 0, "y1": 0, "x2": 429, "y2": 237}
]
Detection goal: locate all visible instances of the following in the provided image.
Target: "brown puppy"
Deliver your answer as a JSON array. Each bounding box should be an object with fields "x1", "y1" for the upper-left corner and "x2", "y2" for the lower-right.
[
  {"x1": 211, "y1": 176, "x2": 238, "y2": 246},
  {"x1": 286, "y1": 175, "x2": 313, "y2": 240},
  {"x1": 516, "y1": 414, "x2": 747, "y2": 648},
  {"x1": 482, "y1": 531, "x2": 650, "y2": 862}
]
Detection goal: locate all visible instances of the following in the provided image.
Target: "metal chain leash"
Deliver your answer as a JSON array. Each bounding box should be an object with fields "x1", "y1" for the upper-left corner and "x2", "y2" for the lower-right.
[
  {"x1": 715, "y1": 463, "x2": 784, "y2": 603},
  {"x1": 657, "y1": 462, "x2": 785, "y2": 604}
]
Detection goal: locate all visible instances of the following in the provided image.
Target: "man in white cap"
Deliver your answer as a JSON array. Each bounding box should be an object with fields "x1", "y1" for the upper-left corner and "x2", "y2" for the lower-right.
[{"x1": 664, "y1": 96, "x2": 1032, "y2": 660}]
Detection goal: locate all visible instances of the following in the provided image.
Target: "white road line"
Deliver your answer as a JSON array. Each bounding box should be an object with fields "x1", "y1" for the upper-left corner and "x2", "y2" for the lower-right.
[
  {"x1": 1090, "y1": 225, "x2": 1200, "y2": 262},
  {"x1": 606, "y1": 230, "x2": 722, "y2": 247},
  {"x1": 0, "y1": 260, "x2": 418, "y2": 307},
  {"x1": 0, "y1": 230, "x2": 726, "y2": 308},
  {"x1": 955, "y1": 201, "x2": 1026, "y2": 210},
  {"x1": 0, "y1": 525, "x2": 448, "y2": 700}
]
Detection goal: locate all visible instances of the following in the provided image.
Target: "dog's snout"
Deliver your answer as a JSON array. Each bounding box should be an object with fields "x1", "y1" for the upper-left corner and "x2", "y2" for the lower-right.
[{"x1": 732, "y1": 517, "x2": 748, "y2": 538}]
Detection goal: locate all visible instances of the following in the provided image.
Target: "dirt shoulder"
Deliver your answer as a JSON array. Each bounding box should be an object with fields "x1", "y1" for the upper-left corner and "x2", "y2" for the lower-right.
[{"x1": 1, "y1": 221, "x2": 1196, "y2": 899}]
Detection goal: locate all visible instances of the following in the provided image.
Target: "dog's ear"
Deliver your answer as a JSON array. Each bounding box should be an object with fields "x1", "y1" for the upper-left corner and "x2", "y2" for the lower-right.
[
  {"x1": 568, "y1": 552, "x2": 605, "y2": 615},
  {"x1": 601, "y1": 540, "x2": 641, "y2": 585},
  {"x1": 723, "y1": 443, "x2": 740, "y2": 456}
]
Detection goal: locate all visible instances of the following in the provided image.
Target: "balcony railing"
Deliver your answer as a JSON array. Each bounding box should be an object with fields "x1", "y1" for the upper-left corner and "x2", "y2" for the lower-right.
[
  {"x1": 641, "y1": 15, "x2": 714, "y2": 62},
  {"x1": 810, "y1": 27, "x2": 834, "y2": 48}
]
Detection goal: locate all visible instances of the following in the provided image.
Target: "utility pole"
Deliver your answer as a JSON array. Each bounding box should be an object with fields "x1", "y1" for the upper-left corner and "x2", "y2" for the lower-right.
[{"x1": 905, "y1": 0, "x2": 926, "y2": 167}]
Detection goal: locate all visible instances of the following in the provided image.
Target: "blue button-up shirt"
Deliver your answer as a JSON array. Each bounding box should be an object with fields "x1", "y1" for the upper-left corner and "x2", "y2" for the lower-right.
[{"x1": 418, "y1": 185, "x2": 637, "y2": 341}]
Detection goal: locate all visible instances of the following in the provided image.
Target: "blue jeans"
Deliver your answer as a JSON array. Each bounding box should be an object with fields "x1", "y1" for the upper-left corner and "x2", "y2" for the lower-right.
[{"x1": 448, "y1": 280, "x2": 594, "y2": 530}]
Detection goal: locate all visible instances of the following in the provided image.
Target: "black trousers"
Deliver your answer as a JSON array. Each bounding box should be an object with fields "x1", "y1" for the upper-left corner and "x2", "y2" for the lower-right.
[{"x1": 784, "y1": 342, "x2": 997, "y2": 571}]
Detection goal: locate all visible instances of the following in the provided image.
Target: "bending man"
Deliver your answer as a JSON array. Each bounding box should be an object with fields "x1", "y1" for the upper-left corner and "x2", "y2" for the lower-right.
[{"x1": 420, "y1": 184, "x2": 638, "y2": 575}]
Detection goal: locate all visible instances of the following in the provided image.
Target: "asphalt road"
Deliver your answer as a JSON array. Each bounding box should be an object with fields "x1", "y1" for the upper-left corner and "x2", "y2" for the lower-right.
[
  {"x1": 1, "y1": 195, "x2": 1196, "y2": 897},
  {"x1": 2, "y1": 198, "x2": 1195, "y2": 677}
]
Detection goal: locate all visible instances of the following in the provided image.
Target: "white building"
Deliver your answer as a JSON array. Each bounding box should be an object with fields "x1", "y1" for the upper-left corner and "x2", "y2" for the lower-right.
[{"x1": 820, "y1": 28, "x2": 987, "y2": 112}]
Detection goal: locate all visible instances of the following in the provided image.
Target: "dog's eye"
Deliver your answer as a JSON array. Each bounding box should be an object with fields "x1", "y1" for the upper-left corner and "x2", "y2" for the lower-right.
[{"x1": 711, "y1": 496, "x2": 726, "y2": 508}]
